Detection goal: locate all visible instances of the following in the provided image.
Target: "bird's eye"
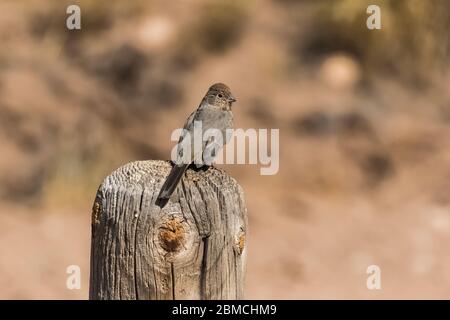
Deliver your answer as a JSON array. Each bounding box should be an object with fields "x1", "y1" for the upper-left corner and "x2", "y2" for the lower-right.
[{"x1": 218, "y1": 94, "x2": 223, "y2": 98}]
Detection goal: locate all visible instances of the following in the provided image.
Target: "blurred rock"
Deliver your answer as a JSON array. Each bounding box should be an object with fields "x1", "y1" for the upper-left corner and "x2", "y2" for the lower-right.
[
  {"x1": 138, "y1": 16, "x2": 174, "y2": 51},
  {"x1": 429, "y1": 207, "x2": 450, "y2": 234},
  {"x1": 319, "y1": 54, "x2": 361, "y2": 91}
]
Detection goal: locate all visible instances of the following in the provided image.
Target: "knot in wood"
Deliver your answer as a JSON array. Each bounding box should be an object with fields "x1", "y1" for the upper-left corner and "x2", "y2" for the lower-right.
[
  {"x1": 236, "y1": 231, "x2": 246, "y2": 255},
  {"x1": 158, "y1": 217, "x2": 185, "y2": 252},
  {"x1": 92, "y1": 197, "x2": 102, "y2": 225}
]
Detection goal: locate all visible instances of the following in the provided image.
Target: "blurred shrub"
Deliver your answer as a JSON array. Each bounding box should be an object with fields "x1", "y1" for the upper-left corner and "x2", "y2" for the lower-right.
[
  {"x1": 292, "y1": 0, "x2": 450, "y2": 85},
  {"x1": 359, "y1": 152, "x2": 394, "y2": 186},
  {"x1": 30, "y1": 1, "x2": 112, "y2": 39},
  {"x1": 87, "y1": 44, "x2": 148, "y2": 95},
  {"x1": 196, "y1": 0, "x2": 248, "y2": 53},
  {"x1": 248, "y1": 99, "x2": 277, "y2": 127},
  {"x1": 294, "y1": 111, "x2": 333, "y2": 136},
  {"x1": 30, "y1": 0, "x2": 148, "y2": 56},
  {"x1": 171, "y1": 0, "x2": 248, "y2": 69},
  {"x1": 293, "y1": 111, "x2": 373, "y2": 137},
  {"x1": 336, "y1": 112, "x2": 373, "y2": 137}
]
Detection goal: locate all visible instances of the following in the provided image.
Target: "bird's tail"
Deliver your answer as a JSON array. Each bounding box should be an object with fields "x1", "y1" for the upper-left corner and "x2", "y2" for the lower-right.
[{"x1": 156, "y1": 164, "x2": 189, "y2": 208}]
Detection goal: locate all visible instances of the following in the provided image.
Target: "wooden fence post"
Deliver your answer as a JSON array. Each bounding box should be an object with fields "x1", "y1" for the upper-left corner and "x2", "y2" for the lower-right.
[{"x1": 89, "y1": 160, "x2": 248, "y2": 300}]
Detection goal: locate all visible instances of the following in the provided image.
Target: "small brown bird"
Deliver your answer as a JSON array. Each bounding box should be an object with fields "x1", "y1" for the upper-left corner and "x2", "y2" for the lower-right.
[{"x1": 156, "y1": 83, "x2": 237, "y2": 208}]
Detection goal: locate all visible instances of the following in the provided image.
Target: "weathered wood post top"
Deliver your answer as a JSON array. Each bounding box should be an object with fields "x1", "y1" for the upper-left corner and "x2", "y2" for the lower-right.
[{"x1": 90, "y1": 160, "x2": 247, "y2": 300}]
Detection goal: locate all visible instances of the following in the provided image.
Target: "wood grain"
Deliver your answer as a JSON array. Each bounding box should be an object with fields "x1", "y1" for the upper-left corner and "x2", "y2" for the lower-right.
[{"x1": 89, "y1": 160, "x2": 247, "y2": 300}]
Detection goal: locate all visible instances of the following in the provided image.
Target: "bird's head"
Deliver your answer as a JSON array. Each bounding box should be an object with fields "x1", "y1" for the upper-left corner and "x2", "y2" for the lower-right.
[{"x1": 205, "y1": 83, "x2": 237, "y2": 110}]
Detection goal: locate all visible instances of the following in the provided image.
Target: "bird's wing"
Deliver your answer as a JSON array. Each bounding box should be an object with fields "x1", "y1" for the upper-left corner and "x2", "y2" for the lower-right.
[
  {"x1": 174, "y1": 104, "x2": 204, "y2": 164},
  {"x1": 178, "y1": 109, "x2": 196, "y2": 143}
]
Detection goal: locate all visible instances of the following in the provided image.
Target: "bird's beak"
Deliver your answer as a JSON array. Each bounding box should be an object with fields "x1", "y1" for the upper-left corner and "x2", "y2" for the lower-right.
[{"x1": 228, "y1": 95, "x2": 237, "y2": 103}]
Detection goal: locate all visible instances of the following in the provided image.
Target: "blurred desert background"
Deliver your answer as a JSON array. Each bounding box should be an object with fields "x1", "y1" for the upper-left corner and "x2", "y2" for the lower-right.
[{"x1": 1, "y1": 0, "x2": 450, "y2": 299}]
